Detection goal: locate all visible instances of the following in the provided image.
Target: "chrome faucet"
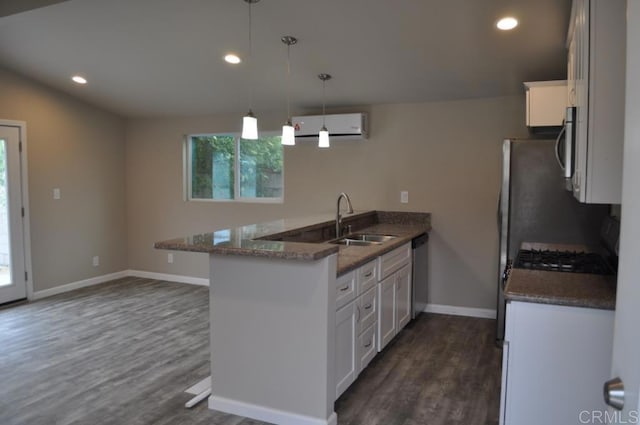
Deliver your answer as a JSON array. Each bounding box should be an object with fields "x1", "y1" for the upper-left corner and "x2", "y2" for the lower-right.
[{"x1": 336, "y1": 192, "x2": 354, "y2": 238}]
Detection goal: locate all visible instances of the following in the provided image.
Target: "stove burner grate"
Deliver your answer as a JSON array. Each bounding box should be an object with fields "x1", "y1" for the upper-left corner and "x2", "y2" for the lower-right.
[{"x1": 514, "y1": 249, "x2": 613, "y2": 275}]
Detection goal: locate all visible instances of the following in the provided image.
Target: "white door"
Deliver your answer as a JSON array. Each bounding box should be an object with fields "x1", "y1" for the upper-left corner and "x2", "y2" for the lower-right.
[
  {"x1": 607, "y1": 3, "x2": 640, "y2": 423},
  {"x1": 0, "y1": 124, "x2": 26, "y2": 304}
]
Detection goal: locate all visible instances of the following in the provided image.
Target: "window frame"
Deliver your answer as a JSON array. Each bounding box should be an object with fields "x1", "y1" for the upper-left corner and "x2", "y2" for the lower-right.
[{"x1": 185, "y1": 132, "x2": 284, "y2": 204}]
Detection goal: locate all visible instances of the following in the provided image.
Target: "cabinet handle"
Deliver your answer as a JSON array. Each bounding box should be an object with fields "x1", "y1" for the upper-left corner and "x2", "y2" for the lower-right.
[
  {"x1": 364, "y1": 303, "x2": 372, "y2": 310},
  {"x1": 339, "y1": 285, "x2": 350, "y2": 292},
  {"x1": 356, "y1": 305, "x2": 361, "y2": 322},
  {"x1": 364, "y1": 341, "x2": 372, "y2": 348},
  {"x1": 364, "y1": 271, "x2": 373, "y2": 278}
]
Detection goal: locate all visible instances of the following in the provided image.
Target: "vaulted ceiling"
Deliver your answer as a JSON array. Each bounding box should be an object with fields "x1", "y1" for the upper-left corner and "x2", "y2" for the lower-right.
[{"x1": 0, "y1": 0, "x2": 571, "y2": 117}]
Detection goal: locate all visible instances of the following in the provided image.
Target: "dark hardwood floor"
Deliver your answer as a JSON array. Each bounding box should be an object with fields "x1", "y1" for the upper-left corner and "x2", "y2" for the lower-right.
[{"x1": 0, "y1": 278, "x2": 501, "y2": 425}]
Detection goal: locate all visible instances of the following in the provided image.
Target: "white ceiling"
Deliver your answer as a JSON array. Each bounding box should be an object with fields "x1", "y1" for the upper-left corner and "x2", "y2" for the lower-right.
[{"x1": 0, "y1": 0, "x2": 571, "y2": 118}]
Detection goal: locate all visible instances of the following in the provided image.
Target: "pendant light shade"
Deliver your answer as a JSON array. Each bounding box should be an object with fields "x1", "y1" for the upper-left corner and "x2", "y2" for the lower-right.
[
  {"x1": 281, "y1": 36, "x2": 297, "y2": 146},
  {"x1": 242, "y1": 111, "x2": 258, "y2": 140},
  {"x1": 318, "y1": 126, "x2": 330, "y2": 148},
  {"x1": 282, "y1": 120, "x2": 295, "y2": 145},
  {"x1": 318, "y1": 73, "x2": 332, "y2": 148},
  {"x1": 241, "y1": 0, "x2": 260, "y2": 140}
]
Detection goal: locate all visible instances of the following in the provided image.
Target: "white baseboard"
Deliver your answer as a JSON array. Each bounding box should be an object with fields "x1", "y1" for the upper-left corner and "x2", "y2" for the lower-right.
[
  {"x1": 209, "y1": 396, "x2": 337, "y2": 425},
  {"x1": 31, "y1": 270, "x2": 209, "y2": 301},
  {"x1": 424, "y1": 303, "x2": 496, "y2": 319},
  {"x1": 32, "y1": 270, "x2": 129, "y2": 300},
  {"x1": 126, "y1": 270, "x2": 209, "y2": 287}
]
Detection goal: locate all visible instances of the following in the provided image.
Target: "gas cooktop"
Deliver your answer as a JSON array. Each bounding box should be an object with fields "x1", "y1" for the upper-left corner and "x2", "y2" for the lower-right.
[{"x1": 514, "y1": 249, "x2": 613, "y2": 275}]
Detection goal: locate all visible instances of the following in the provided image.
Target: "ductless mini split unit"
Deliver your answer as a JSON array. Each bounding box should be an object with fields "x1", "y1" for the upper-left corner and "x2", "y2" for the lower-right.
[{"x1": 291, "y1": 113, "x2": 369, "y2": 141}]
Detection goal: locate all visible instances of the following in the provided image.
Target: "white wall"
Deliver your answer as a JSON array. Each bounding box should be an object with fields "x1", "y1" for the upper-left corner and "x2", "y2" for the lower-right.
[
  {"x1": 126, "y1": 96, "x2": 528, "y2": 310},
  {"x1": 0, "y1": 65, "x2": 128, "y2": 292}
]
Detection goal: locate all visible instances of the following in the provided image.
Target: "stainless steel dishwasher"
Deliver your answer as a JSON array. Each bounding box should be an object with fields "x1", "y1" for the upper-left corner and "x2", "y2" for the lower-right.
[{"x1": 411, "y1": 233, "x2": 428, "y2": 319}]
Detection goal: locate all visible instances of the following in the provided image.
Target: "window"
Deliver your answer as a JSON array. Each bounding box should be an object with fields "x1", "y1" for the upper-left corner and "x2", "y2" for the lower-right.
[{"x1": 188, "y1": 133, "x2": 283, "y2": 202}]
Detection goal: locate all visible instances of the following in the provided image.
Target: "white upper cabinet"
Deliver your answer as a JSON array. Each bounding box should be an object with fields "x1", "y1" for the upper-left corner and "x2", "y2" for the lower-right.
[
  {"x1": 524, "y1": 81, "x2": 567, "y2": 127},
  {"x1": 568, "y1": 0, "x2": 626, "y2": 204}
]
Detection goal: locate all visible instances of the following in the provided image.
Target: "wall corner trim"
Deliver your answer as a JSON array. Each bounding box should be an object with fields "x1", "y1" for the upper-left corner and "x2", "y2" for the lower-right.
[{"x1": 424, "y1": 303, "x2": 496, "y2": 319}]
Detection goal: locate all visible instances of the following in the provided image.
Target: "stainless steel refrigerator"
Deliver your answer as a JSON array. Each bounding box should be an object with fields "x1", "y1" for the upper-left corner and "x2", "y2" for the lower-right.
[{"x1": 495, "y1": 139, "x2": 610, "y2": 342}]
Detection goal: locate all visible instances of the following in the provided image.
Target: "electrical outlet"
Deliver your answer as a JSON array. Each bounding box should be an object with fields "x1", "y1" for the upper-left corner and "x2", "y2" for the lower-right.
[
  {"x1": 401, "y1": 191, "x2": 409, "y2": 203},
  {"x1": 168, "y1": 253, "x2": 174, "y2": 264},
  {"x1": 53, "y1": 188, "x2": 61, "y2": 200},
  {"x1": 92, "y1": 256, "x2": 99, "y2": 267}
]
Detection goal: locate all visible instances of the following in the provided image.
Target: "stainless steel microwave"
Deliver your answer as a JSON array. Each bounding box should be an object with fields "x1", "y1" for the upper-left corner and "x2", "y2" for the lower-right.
[{"x1": 555, "y1": 106, "x2": 576, "y2": 191}]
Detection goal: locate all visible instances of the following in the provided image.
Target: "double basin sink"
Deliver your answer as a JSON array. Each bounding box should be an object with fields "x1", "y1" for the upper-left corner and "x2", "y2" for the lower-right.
[{"x1": 330, "y1": 233, "x2": 397, "y2": 246}]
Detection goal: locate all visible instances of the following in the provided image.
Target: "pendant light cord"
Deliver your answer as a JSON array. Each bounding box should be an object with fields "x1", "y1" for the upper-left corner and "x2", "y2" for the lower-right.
[
  {"x1": 286, "y1": 43, "x2": 291, "y2": 121},
  {"x1": 322, "y1": 78, "x2": 326, "y2": 127},
  {"x1": 248, "y1": 1, "x2": 253, "y2": 111}
]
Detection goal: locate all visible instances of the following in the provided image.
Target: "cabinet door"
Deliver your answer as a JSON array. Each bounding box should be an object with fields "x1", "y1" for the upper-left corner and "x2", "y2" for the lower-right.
[
  {"x1": 357, "y1": 260, "x2": 377, "y2": 295},
  {"x1": 377, "y1": 243, "x2": 411, "y2": 281},
  {"x1": 358, "y1": 286, "x2": 377, "y2": 334},
  {"x1": 335, "y1": 301, "x2": 357, "y2": 399},
  {"x1": 377, "y1": 275, "x2": 396, "y2": 352},
  {"x1": 571, "y1": 0, "x2": 625, "y2": 204},
  {"x1": 335, "y1": 270, "x2": 356, "y2": 310},
  {"x1": 395, "y1": 265, "x2": 412, "y2": 331},
  {"x1": 572, "y1": 0, "x2": 589, "y2": 200},
  {"x1": 567, "y1": 36, "x2": 577, "y2": 107},
  {"x1": 502, "y1": 301, "x2": 614, "y2": 425},
  {"x1": 357, "y1": 324, "x2": 377, "y2": 374}
]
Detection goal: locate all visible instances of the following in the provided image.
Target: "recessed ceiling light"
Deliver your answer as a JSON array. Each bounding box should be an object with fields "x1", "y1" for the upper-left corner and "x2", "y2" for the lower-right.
[
  {"x1": 224, "y1": 54, "x2": 241, "y2": 64},
  {"x1": 497, "y1": 17, "x2": 518, "y2": 30},
  {"x1": 71, "y1": 75, "x2": 87, "y2": 85}
]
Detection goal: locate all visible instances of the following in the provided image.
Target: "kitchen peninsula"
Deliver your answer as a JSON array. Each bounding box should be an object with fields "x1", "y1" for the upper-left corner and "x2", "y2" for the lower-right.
[{"x1": 155, "y1": 210, "x2": 430, "y2": 425}]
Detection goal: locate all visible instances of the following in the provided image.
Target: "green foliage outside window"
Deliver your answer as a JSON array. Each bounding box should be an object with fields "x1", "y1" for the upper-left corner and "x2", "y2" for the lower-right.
[{"x1": 190, "y1": 134, "x2": 283, "y2": 200}]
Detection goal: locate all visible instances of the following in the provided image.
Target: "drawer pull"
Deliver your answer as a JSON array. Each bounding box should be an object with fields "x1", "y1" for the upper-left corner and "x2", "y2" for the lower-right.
[
  {"x1": 364, "y1": 341, "x2": 372, "y2": 348},
  {"x1": 364, "y1": 271, "x2": 373, "y2": 278},
  {"x1": 339, "y1": 285, "x2": 350, "y2": 292},
  {"x1": 364, "y1": 303, "x2": 372, "y2": 310}
]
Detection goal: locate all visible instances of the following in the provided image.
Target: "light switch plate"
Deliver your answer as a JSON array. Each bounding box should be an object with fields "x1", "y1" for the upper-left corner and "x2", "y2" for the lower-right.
[
  {"x1": 92, "y1": 256, "x2": 99, "y2": 267},
  {"x1": 168, "y1": 253, "x2": 174, "y2": 264},
  {"x1": 401, "y1": 191, "x2": 409, "y2": 203},
  {"x1": 53, "y1": 188, "x2": 61, "y2": 200}
]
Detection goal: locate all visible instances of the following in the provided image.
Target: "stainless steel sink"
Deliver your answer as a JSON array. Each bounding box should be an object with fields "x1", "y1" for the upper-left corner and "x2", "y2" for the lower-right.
[
  {"x1": 330, "y1": 239, "x2": 380, "y2": 246},
  {"x1": 329, "y1": 233, "x2": 397, "y2": 246},
  {"x1": 344, "y1": 233, "x2": 397, "y2": 243}
]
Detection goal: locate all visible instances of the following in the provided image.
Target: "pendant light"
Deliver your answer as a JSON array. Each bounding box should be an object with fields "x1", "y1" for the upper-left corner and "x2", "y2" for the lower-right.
[
  {"x1": 241, "y1": 0, "x2": 260, "y2": 140},
  {"x1": 281, "y1": 36, "x2": 297, "y2": 146},
  {"x1": 318, "y1": 73, "x2": 332, "y2": 148}
]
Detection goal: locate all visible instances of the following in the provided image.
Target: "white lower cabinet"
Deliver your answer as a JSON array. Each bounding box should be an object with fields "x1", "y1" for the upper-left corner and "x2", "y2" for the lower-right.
[
  {"x1": 357, "y1": 323, "x2": 377, "y2": 373},
  {"x1": 377, "y1": 274, "x2": 397, "y2": 351},
  {"x1": 335, "y1": 300, "x2": 357, "y2": 399},
  {"x1": 500, "y1": 301, "x2": 614, "y2": 425},
  {"x1": 395, "y1": 265, "x2": 411, "y2": 331},
  {"x1": 377, "y1": 262, "x2": 412, "y2": 352},
  {"x1": 335, "y1": 243, "x2": 413, "y2": 400},
  {"x1": 335, "y1": 260, "x2": 379, "y2": 400}
]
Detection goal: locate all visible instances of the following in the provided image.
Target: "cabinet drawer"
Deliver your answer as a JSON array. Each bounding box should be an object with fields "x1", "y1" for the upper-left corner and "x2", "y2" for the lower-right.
[
  {"x1": 358, "y1": 286, "x2": 377, "y2": 334},
  {"x1": 357, "y1": 323, "x2": 377, "y2": 374},
  {"x1": 377, "y1": 243, "x2": 411, "y2": 281},
  {"x1": 335, "y1": 301, "x2": 357, "y2": 399},
  {"x1": 335, "y1": 271, "x2": 356, "y2": 310},
  {"x1": 357, "y1": 260, "x2": 377, "y2": 295}
]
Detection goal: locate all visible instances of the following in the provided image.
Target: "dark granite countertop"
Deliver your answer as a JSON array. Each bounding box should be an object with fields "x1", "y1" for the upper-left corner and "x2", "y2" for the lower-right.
[
  {"x1": 504, "y1": 241, "x2": 617, "y2": 309},
  {"x1": 155, "y1": 210, "x2": 431, "y2": 273},
  {"x1": 504, "y1": 269, "x2": 616, "y2": 309}
]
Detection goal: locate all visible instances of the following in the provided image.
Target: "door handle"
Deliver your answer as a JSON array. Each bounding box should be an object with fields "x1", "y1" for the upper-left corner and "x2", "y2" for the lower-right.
[
  {"x1": 603, "y1": 377, "x2": 625, "y2": 410},
  {"x1": 555, "y1": 124, "x2": 566, "y2": 171}
]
